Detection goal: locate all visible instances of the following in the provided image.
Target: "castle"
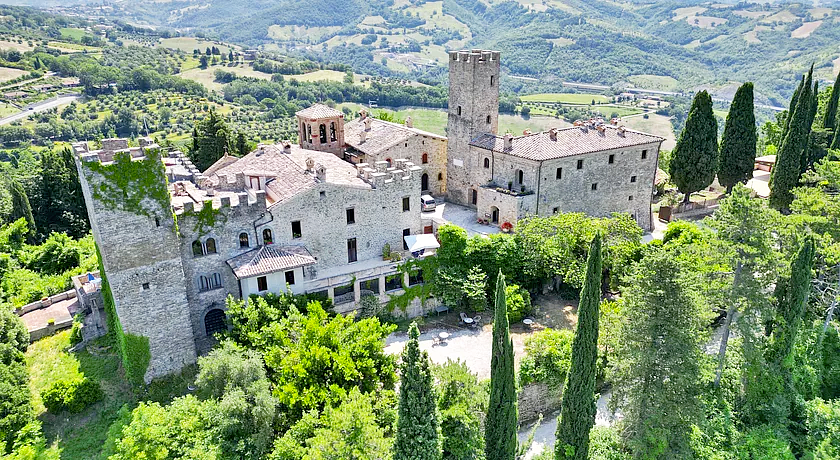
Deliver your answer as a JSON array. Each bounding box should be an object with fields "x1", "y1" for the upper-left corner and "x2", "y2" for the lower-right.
[{"x1": 75, "y1": 49, "x2": 662, "y2": 382}]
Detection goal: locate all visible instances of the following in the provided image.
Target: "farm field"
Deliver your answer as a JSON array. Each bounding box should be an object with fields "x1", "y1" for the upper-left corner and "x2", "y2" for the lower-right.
[
  {"x1": 178, "y1": 64, "x2": 273, "y2": 92},
  {"x1": 621, "y1": 113, "x2": 676, "y2": 151},
  {"x1": 0, "y1": 38, "x2": 35, "y2": 52},
  {"x1": 521, "y1": 93, "x2": 611, "y2": 104},
  {"x1": 0, "y1": 66, "x2": 29, "y2": 83},
  {"x1": 159, "y1": 37, "x2": 236, "y2": 54},
  {"x1": 790, "y1": 21, "x2": 822, "y2": 38},
  {"x1": 628, "y1": 75, "x2": 679, "y2": 92},
  {"x1": 686, "y1": 16, "x2": 727, "y2": 28},
  {"x1": 287, "y1": 69, "x2": 357, "y2": 83},
  {"x1": 59, "y1": 27, "x2": 87, "y2": 41}
]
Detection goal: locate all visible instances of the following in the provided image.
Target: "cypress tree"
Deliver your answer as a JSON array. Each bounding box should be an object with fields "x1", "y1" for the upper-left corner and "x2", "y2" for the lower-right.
[
  {"x1": 768, "y1": 237, "x2": 815, "y2": 369},
  {"x1": 823, "y1": 72, "x2": 840, "y2": 130},
  {"x1": 718, "y1": 82, "x2": 757, "y2": 193},
  {"x1": 394, "y1": 322, "x2": 441, "y2": 460},
  {"x1": 485, "y1": 271, "x2": 517, "y2": 460},
  {"x1": 782, "y1": 76, "x2": 803, "y2": 138},
  {"x1": 800, "y1": 79, "x2": 819, "y2": 173},
  {"x1": 556, "y1": 234, "x2": 602, "y2": 460},
  {"x1": 669, "y1": 90, "x2": 718, "y2": 203},
  {"x1": 8, "y1": 179, "x2": 35, "y2": 236},
  {"x1": 770, "y1": 74, "x2": 812, "y2": 211}
]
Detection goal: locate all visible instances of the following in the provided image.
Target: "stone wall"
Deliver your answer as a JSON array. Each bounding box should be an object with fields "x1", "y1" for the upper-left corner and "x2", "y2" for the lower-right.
[
  {"x1": 446, "y1": 50, "x2": 500, "y2": 206},
  {"x1": 364, "y1": 131, "x2": 448, "y2": 197},
  {"x1": 518, "y1": 382, "x2": 563, "y2": 425}
]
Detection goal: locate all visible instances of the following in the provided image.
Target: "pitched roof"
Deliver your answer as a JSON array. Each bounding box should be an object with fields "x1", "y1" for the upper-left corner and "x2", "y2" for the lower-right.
[
  {"x1": 295, "y1": 104, "x2": 344, "y2": 119},
  {"x1": 344, "y1": 117, "x2": 445, "y2": 156},
  {"x1": 469, "y1": 125, "x2": 664, "y2": 161},
  {"x1": 226, "y1": 245, "x2": 316, "y2": 279}
]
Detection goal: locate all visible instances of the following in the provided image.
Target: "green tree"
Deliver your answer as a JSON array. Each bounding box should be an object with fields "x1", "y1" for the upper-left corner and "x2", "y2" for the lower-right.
[
  {"x1": 7, "y1": 180, "x2": 34, "y2": 238},
  {"x1": 394, "y1": 323, "x2": 441, "y2": 460},
  {"x1": 669, "y1": 90, "x2": 718, "y2": 203},
  {"x1": 235, "y1": 132, "x2": 251, "y2": 157},
  {"x1": 435, "y1": 360, "x2": 486, "y2": 460},
  {"x1": 190, "y1": 109, "x2": 231, "y2": 172},
  {"x1": 718, "y1": 83, "x2": 757, "y2": 193},
  {"x1": 770, "y1": 72, "x2": 814, "y2": 211},
  {"x1": 611, "y1": 249, "x2": 708, "y2": 458},
  {"x1": 485, "y1": 271, "x2": 517, "y2": 460},
  {"x1": 37, "y1": 147, "x2": 88, "y2": 238},
  {"x1": 302, "y1": 390, "x2": 392, "y2": 460},
  {"x1": 0, "y1": 308, "x2": 30, "y2": 454},
  {"x1": 556, "y1": 234, "x2": 602, "y2": 460}
]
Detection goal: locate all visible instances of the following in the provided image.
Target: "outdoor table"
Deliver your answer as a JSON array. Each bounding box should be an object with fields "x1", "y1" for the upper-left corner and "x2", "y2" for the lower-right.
[
  {"x1": 523, "y1": 318, "x2": 534, "y2": 328},
  {"x1": 435, "y1": 305, "x2": 449, "y2": 315},
  {"x1": 463, "y1": 317, "x2": 474, "y2": 325}
]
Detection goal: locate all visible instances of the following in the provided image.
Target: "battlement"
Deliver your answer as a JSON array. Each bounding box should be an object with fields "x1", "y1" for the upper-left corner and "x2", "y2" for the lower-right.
[
  {"x1": 449, "y1": 49, "x2": 500, "y2": 64},
  {"x1": 172, "y1": 181, "x2": 267, "y2": 216},
  {"x1": 75, "y1": 139, "x2": 161, "y2": 165},
  {"x1": 355, "y1": 159, "x2": 421, "y2": 189}
]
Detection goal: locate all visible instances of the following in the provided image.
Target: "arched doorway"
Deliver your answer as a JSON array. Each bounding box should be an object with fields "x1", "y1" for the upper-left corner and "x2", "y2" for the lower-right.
[
  {"x1": 421, "y1": 173, "x2": 429, "y2": 192},
  {"x1": 204, "y1": 309, "x2": 227, "y2": 337},
  {"x1": 490, "y1": 206, "x2": 499, "y2": 224}
]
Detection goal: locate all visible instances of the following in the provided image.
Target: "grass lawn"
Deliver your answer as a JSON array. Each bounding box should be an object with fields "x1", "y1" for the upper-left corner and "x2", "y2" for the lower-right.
[
  {"x1": 0, "y1": 39, "x2": 35, "y2": 52},
  {"x1": 521, "y1": 93, "x2": 610, "y2": 104},
  {"x1": 178, "y1": 64, "x2": 273, "y2": 92},
  {"x1": 500, "y1": 114, "x2": 572, "y2": 135},
  {"x1": 628, "y1": 74, "x2": 679, "y2": 92},
  {"x1": 159, "y1": 37, "x2": 236, "y2": 55},
  {"x1": 622, "y1": 113, "x2": 677, "y2": 151},
  {"x1": 59, "y1": 28, "x2": 87, "y2": 41},
  {"x1": 47, "y1": 41, "x2": 100, "y2": 53},
  {"x1": 0, "y1": 102, "x2": 19, "y2": 117},
  {"x1": 26, "y1": 330, "x2": 198, "y2": 460},
  {"x1": 339, "y1": 103, "x2": 448, "y2": 135}
]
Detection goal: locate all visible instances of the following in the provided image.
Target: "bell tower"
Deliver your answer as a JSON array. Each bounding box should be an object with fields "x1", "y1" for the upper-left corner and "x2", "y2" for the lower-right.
[
  {"x1": 445, "y1": 49, "x2": 500, "y2": 206},
  {"x1": 295, "y1": 104, "x2": 346, "y2": 157}
]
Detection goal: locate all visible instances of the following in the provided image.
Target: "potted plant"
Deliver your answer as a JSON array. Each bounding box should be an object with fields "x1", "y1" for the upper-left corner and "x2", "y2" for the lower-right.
[
  {"x1": 382, "y1": 243, "x2": 391, "y2": 260},
  {"x1": 500, "y1": 221, "x2": 513, "y2": 233},
  {"x1": 658, "y1": 193, "x2": 677, "y2": 222}
]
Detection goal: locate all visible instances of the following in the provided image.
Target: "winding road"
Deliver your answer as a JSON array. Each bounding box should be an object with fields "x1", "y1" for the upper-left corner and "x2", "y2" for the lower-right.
[{"x1": 0, "y1": 94, "x2": 83, "y2": 126}]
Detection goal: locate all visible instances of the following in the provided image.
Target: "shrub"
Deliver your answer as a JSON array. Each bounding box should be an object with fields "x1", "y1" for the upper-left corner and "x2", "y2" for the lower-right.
[
  {"x1": 519, "y1": 329, "x2": 574, "y2": 387},
  {"x1": 41, "y1": 378, "x2": 103, "y2": 413},
  {"x1": 505, "y1": 284, "x2": 532, "y2": 323},
  {"x1": 69, "y1": 320, "x2": 83, "y2": 347}
]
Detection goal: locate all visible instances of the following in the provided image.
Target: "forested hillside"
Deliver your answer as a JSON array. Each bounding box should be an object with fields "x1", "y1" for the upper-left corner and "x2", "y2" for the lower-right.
[{"x1": 13, "y1": 0, "x2": 840, "y2": 106}]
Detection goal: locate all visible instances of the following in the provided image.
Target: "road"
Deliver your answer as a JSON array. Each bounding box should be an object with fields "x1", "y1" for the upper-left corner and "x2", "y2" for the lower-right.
[{"x1": 0, "y1": 94, "x2": 83, "y2": 126}]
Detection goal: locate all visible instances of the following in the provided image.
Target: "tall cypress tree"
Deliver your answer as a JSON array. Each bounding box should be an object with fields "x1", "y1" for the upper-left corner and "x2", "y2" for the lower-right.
[
  {"x1": 556, "y1": 234, "x2": 602, "y2": 460},
  {"x1": 801, "y1": 79, "x2": 819, "y2": 173},
  {"x1": 823, "y1": 72, "x2": 840, "y2": 130},
  {"x1": 8, "y1": 179, "x2": 35, "y2": 237},
  {"x1": 782, "y1": 76, "x2": 804, "y2": 138},
  {"x1": 768, "y1": 237, "x2": 815, "y2": 369},
  {"x1": 770, "y1": 73, "x2": 813, "y2": 211},
  {"x1": 669, "y1": 90, "x2": 719, "y2": 203},
  {"x1": 718, "y1": 82, "x2": 757, "y2": 193},
  {"x1": 485, "y1": 271, "x2": 517, "y2": 460},
  {"x1": 394, "y1": 322, "x2": 441, "y2": 460}
]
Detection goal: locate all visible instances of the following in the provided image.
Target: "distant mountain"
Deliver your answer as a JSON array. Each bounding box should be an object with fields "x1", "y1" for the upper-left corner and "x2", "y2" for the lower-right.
[{"x1": 14, "y1": 0, "x2": 840, "y2": 105}]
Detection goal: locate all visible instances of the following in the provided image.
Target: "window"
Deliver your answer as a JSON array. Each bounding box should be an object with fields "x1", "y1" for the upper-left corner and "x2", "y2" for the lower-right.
[
  {"x1": 422, "y1": 153, "x2": 428, "y2": 164},
  {"x1": 211, "y1": 273, "x2": 222, "y2": 288},
  {"x1": 490, "y1": 75, "x2": 495, "y2": 86},
  {"x1": 239, "y1": 232, "x2": 249, "y2": 248},
  {"x1": 484, "y1": 158, "x2": 490, "y2": 168},
  {"x1": 361, "y1": 278, "x2": 380, "y2": 294},
  {"x1": 471, "y1": 189, "x2": 477, "y2": 205},
  {"x1": 263, "y1": 228, "x2": 273, "y2": 245},
  {"x1": 609, "y1": 154, "x2": 615, "y2": 164},
  {"x1": 285, "y1": 270, "x2": 295, "y2": 285},
  {"x1": 319, "y1": 123, "x2": 327, "y2": 143},
  {"x1": 320, "y1": 191, "x2": 325, "y2": 198},
  {"x1": 154, "y1": 217, "x2": 160, "y2": 227},
  {"x1": 385, "y1": 274, "x2": 402, "y2": 291},
  {"x1": 329, "y1": 122, "x2": 336, "y2": 142},
  {"x1": 204, "y1": 309, "x2": 227, "y2": 337},
  {"x1": 438, "y1": 173, "x2": 443, "y2": 181},
  {"x1": 306, "y1": 125, "x2": 312, "y2": 142},
  {"x1": 628, "y1": 195, "x2": 634, "y2": 201},
  {"x1": 291, "y1": 221, "x2": 302, "y2": 238},
  {"x1": 205, "y1": 238, "x2": 216, "y2": 254},
  {"x1": 641, "y1": 149, "x2": 648, "y2": 159},
  {"x1": 257, "y1": 276, "x2": 268, "y2": 292},
  {"x1": 199, "y1": 275, "x2": 211, "y2": 292},
  {"x1": 577, "y1": 159, "x2": 584, "y2": 169},
  {"x1": 192, "y1": 240, "x2": 203, "y2": 257},
  {"x1": 403, "y1": 228, "x2": 410, "y2": 250},
  {"x1": 402, "y1": 196, "x2": 410, "y2": 212},
  {"x1": 457, "y1": 106, "x2": 461, "y2": 116},
  {"x1": 556, "y1": 167, "x2": 562, "y2": 179},
  {"x1": 142, "y1": 282, "x2": 150, "y2": 290},
  {"x1": 347, "y1": 238, "x2": 357, "y2": 263},
  {"x1": 517, "y1": 169, "x2": 524, "y2": 184},
  {"x1": 385, "y1": 158, "x2": 392, "y2": 167},
  {"x1": 591, "y1": 183, "x2": 598, "y2": 191},
  {"x1": 630, "y1": 175, "x2": 637, "y2": 183},
  {"x1": 346, "y1": 208, "x2": 355, "y2": 225},
  {"x1": 552, "y1": 207, "x2": 559, "y2": 214},
  {"x1": 486, "y1": 115, "x2": 491, "y2": 124},
  {"x1": 408, "y1": 269, "x2": 424, "y2": 286}
]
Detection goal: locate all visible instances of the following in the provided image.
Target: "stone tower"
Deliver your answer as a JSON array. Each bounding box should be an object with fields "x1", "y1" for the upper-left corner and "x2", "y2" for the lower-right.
[
  {"x1": 74, "y1": 139, "x2": 197, "y2": 383},
  {"x1": 295, "y1": 104, "x2": 346, "y2": 157},
  {"x1": 446, "y1": 49, "x2": 500, "y2": 206}
]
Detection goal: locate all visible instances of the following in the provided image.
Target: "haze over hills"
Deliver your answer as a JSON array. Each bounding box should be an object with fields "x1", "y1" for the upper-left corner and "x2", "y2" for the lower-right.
[{"x1": 13, "y1": 0, "x2": 840, "y2": 106}]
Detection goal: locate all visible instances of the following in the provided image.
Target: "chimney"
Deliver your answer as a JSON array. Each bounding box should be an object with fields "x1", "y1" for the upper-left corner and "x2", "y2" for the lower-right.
[
  {"x1": 360, "y1": 130, "x2": 367, "y2": 142},
  {"x1": 503, "y1": 133, "x2": 513, "y2": 150},
  {"x1": 315, "y1": 164, "x2": 326, "y2": 182},
  {"x1": 405, "y1": 116, "x2": 413, "y2": 128},
  {"x1": 283, "y1": 141, "x2": 292, "y2": 154},
  {"x1": 618, "y1": 126, "x2": 626, "y2": 137},
  {"x1": 549, "y1": 128, "x2": 558, "y2": 141},
  {"x1": 523, "y1": 129, "x2": 532, "y2": 135}
]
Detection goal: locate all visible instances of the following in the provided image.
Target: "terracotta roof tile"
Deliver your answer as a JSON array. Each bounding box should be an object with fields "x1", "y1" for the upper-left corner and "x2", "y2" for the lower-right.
[
  {"x1": 469, "y1": 125, "x2": 664, "y2": 161},
  {"x1": 295, "y1": 104, "x2": 344, "y2": 119},
  {"x1": 226, "y1": 245, "x2": 316, "y2": 279},
  {"x1": 344, "y1": 117, "x2": 445, "y2": 156}
]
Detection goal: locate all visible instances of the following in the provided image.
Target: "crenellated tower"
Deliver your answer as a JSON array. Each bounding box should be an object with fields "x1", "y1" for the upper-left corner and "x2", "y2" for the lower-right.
[{"x1": 445, "y1": 49, "x2": 500, "y2": 206}]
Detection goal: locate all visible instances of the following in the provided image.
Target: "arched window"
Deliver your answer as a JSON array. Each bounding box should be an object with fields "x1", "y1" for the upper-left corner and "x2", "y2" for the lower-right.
[
  {"x1": 385, "y1": 158, "x2": 392, "y2": 167},
  {"x1": 490, "y1": 75, "x2": 495, "y2": 86},
  {"x1": 319, "y1": 124, "x2": 327, "y2": 143},
  {"x1": 306, "y1": 125, "x2": 312, "y2": 143},
  {"x1": 211, "y1": 273, "x2": 222, "y2": 289},
  {"x1": 199, "y1": 276, "x2": 211, "y2": 291},
  {"x1": 204, "y1": 309, "x2": 227, "y2": 337},
  {"x1": 239, "y1": 232, "x2": 249, "y2": 248},
  {"x1": 437, "y1": 172, "x2": 443, "y2": 181},
  {"x1": 421, "y1": 173, "x2": 429, "y2": 192},
  {"x1": 422, "y1": 153, "x2": 428, "y2": 164},
  {"x1": 192, "y1": 240, "x2": 203, "y2": 257},
  {"x1": 205, "y1": 238, "x2": 217, "y2": 254},
  {"x1": 457, "y1": 106, "x2": 461, "y2": 116},
  {"x1": 329, "y1": 122, "x2": 337, "y2": 142},
  {"x1": 483, "y1": 158, "x2": 490, "y2": 168},
  {"x1": 486, "y1": 115, "x2": 491, "y2": 124},
  {"x1": 263, "y1": 228, "x2": 273, "y2": 245},
  {"x1": 300, "y1": 122, "x2": 306, "y2": 142}
]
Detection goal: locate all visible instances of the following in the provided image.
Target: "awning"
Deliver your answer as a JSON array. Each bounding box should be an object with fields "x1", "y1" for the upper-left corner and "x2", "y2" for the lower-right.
[{"x1": 403, "y1": 234, "x2": 440, "y2": 252}]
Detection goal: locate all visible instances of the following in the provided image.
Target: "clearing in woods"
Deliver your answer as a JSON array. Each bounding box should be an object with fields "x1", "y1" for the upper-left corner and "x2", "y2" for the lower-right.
[{"x1": 521, "y1": 93, "x2": 611, "y2": 104}]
